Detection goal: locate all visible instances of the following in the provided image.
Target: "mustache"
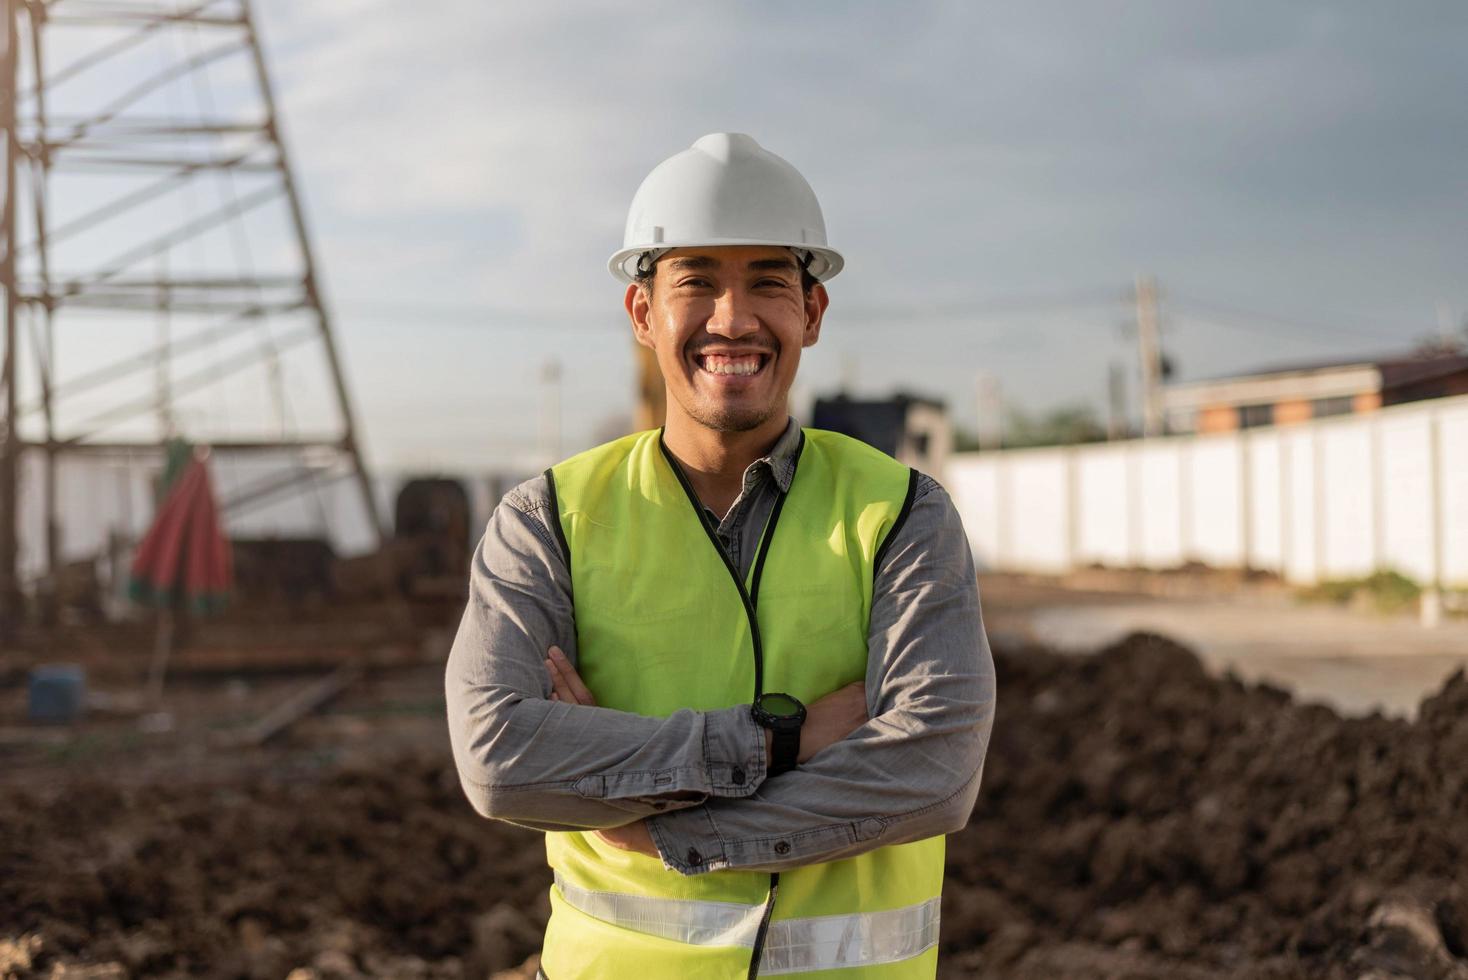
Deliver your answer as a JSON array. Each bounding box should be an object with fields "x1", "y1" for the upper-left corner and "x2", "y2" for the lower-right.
[{"x1": 686, "y1": 341, "x2": 778, "y2": 356}]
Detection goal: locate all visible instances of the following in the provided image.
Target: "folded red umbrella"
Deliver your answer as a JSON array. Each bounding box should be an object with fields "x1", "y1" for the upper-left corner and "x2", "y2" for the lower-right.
[{"x1": 129, "y1": 442, "x2": 233, "y2": 614}]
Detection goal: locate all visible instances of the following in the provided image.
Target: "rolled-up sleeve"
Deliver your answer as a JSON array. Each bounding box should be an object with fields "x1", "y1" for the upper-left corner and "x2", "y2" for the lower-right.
[
  {"x1": 646, "y1": 476, "x2": 995, "y2": 874},
  {"x1": 446, "y1": 478, "x2": 769, "y2": 832}
]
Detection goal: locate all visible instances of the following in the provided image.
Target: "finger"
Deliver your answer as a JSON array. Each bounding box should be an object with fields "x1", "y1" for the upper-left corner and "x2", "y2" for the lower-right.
[
  {"x1": 547, "y1": 653, "x2": 593, "y2": 706},
  {"x1": 549, "y1": 646, "x2": 597, "y2": 706},
  {"x1": 546, "y1": 657, "x2": 576, "y2": 703}
]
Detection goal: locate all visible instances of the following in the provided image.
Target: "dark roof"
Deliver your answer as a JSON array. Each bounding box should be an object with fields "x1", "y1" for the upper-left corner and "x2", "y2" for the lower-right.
[
  {"x1": 1379, "y1": 353, "x2": 1468, "y2": 389},
  {"x1": 1176, "y1": 350, "x2": 1468, "y2": 388}
]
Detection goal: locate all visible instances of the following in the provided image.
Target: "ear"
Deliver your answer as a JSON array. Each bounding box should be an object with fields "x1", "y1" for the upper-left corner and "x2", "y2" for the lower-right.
[
  {"x1": 801, "y1": 283, "x2": 830, "y2": 349},
  {"x1": 626, "y1": 283, "x2": 655, "y2": 350}
]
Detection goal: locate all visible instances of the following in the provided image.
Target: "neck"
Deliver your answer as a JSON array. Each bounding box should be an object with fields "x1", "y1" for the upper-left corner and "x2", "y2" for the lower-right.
[{"x1": 662, "y1": 409, "x2": 788, "y2": 517}]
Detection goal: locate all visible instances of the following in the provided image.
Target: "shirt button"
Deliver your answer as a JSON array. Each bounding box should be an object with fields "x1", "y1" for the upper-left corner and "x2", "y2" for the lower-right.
[
  {"x1": 731, "y1": 767, "x2": 746, "y2": 785},
  {"x1": 774, "y1": 840, "x2": 791, "y2": 856},
  {"x1": 686, "y1": 848, "x2": 703, "y2": 866}
]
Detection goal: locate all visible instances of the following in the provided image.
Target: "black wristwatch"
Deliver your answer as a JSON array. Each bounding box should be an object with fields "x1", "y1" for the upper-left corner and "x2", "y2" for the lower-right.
[{"x1": 751, "y1": 692, "x2": 806, "y2": 776}]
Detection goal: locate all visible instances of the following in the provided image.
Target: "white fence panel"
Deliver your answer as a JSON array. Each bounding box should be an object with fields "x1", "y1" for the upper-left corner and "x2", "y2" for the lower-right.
[
  {"x1": 20, "y1": 456, "x2": 149, "y2": 583},
  {"x1": 1006, "y1": 450, "x2": 1071, "y2": 572},
  {"x1": 1188, "y1": 435, "x2": 1244, "y2": 567},
  {"x1": 1441, "y1": 405, "x2": 1468, "y2": 585},
  {"x1": 1319, "y1": 421, "x2": 1375, "y2": 579},
  {"x1": 1281, "y1": 428, "x2": 1318, "y2": 583},
  {"x1": 18, "y1": 453, "x2": 399, "y2": 587},
  {"x1": 1075, "y1": 446, "x2": 1130, "y2": 566},
  {"x1": 1379, "y1": 413, "x2": 1434, "y2": 583},
  {"x1": 1137, "y1": 443, "x2": 1183, "y2": 568},
  {"x1": 946, "y1": 455, "x2": 1002, "y2": 571},
  {"x1": 1245, "y1": 432, "x2": 1284, "y2": 573},
  {"x1": 936, "y1": 394, "x2": 1468, "y2": 589}
]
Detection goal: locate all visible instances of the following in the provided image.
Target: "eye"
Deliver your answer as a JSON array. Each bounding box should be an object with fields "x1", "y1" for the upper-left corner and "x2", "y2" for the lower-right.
[
  {"x1": 677, "y1": 277, "x2": 713, "y2": 289},
  {"x1": 755, "y1": 278, "x2": 792, "y2": 289}
]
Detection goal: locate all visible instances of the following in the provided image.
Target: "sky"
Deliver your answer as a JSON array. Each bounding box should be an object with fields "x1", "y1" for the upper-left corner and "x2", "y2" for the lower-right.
[{"x1": 15, "y1": 0, "x2": 1468, "y2": 474}]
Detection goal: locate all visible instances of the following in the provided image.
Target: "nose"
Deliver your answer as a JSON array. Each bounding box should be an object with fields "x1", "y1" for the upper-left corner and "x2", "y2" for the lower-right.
[{"x1": 705, "y1": 286, "x2": 759, "y2": 340}]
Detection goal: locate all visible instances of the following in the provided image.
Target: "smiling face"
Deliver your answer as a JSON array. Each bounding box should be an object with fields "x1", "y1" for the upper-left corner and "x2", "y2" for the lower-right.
[{"x1": 626, "y1": 245, "x2": 829, "y2": 438}]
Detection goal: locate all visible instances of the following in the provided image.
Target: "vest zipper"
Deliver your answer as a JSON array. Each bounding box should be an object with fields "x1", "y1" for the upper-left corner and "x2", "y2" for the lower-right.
[
  {"x1": 747, "y1": 871, "x2": 780, "y2": 980},
  {"x1": 657, "y1": 430, "x2": 805, "y2": 978}
]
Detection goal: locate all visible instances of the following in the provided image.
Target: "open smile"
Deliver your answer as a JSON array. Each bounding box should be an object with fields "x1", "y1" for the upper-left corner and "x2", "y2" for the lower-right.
[{"x1": 693, "y1": 352, "x2": 771, "y2": 379}]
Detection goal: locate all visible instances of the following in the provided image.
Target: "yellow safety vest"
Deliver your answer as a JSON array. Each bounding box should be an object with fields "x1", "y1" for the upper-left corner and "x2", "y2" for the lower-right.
[{"x1": 540, "y1": 428, "x2": 944, "y2": 978}]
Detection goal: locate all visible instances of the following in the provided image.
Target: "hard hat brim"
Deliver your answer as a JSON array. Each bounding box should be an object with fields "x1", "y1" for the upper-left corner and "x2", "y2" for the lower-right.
[{"x1": 608, "y1": 242, "x2": 844, "y2": 285}]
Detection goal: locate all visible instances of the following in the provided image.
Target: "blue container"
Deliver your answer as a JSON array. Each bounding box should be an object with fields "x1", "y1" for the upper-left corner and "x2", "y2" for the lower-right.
[{"x1": 28, "y1": 664, "x2": 87, "y2": 724}]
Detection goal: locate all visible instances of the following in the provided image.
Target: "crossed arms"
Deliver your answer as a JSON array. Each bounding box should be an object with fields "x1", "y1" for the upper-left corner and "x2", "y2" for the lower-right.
[{"x1": 445, "y1": 474, "x2": 995, "y2": 875}]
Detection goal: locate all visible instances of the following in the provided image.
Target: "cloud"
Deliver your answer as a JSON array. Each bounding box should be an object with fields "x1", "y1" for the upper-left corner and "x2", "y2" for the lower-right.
[{"x1": 246, "y1": 0, "x2": 1468, "y2": 460}]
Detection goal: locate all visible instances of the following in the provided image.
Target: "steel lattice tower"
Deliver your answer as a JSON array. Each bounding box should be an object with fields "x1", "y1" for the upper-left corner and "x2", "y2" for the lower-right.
[{"x1": 1, "y1": 0, "x2": 384, "y2": 624}]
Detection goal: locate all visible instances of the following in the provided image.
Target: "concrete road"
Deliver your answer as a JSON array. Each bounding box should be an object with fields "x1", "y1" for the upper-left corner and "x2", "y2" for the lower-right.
[{"x1": 979, "y1": 576, "x2": 1468, "y2": 718}]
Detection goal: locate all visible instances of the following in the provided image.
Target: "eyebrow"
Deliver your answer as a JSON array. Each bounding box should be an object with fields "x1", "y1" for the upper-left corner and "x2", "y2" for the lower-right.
[
  {"x1": 748, "y1": 258, "x2": 800, "y2": 274},
  {"x1": 663, "y1": 255, "x2": 800, "y2": 274},
  {"x1": 664, "y1": 256, "x2": 719, "y2": 271}
]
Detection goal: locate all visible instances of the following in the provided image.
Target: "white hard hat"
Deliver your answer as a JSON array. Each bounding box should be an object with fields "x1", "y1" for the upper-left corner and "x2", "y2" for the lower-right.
[{"x1": 609, "y1": 133, "x2": 843, "y2": 285}]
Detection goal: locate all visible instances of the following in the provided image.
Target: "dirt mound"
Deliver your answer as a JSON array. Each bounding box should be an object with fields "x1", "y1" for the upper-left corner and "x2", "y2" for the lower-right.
[
  {"x1": 0, "y1": 763, "x2": 550, "y2": 979},
  {"x1": 3, "y1": 632, "x2": 1467, "y2": 978},
  {"x1": 944, "y1": 632, "x2": 1468, "y2": 978}
]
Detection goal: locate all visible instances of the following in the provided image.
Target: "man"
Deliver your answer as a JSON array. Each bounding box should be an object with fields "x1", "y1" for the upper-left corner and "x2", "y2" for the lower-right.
[{"x1": 447, "y1": 133, "x2": 994, "y2": 978}]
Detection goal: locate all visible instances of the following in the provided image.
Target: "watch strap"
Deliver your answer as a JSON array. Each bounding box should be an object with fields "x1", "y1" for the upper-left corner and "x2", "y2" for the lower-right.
[{"x1": 770, "y1": 726, "x2": 800, "y2": 776}]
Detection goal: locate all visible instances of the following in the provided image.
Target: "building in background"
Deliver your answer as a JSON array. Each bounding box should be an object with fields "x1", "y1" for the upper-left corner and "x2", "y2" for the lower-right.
[
  {"x1": 812, "y1": 393, "x2": 952, "y2": 476},
  {"x1": 1163, "y1": 351, "x2": 1468, "y2": 434}
]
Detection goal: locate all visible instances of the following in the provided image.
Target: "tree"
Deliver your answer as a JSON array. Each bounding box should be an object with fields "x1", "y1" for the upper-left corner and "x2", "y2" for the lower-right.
[{"x1": 1003, "y1": 404, "x2": 1108, "y2": 449}]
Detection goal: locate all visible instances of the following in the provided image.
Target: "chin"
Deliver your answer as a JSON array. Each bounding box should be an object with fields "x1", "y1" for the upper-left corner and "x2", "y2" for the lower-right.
[{"x1": 688, "y1": 403, "x2": 778, "y2": 433}]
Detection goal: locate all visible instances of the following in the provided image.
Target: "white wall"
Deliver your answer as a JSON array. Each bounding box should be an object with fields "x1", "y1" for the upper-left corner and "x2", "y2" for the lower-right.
[{"x1": 947, "y1": 393, "x2": 1468, "y2": 588}]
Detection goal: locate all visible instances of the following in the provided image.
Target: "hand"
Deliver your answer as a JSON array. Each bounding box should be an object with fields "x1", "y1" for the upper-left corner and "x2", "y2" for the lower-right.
[
  {"x1": 543, "y1": 652, "x2": 658, "y2": 858},
  {"x1": 595, "y1": 819, "x2": 658, "y2": 857},
  {"x1": 793, "y1": 682, "x2": 868, "y2": 764},
  {"x1": 546, "y1": 646, "x2": 596, "y2": 706}
]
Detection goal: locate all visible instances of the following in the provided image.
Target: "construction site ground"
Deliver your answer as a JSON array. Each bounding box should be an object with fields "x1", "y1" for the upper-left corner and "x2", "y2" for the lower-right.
[
  {"x1": 980, "y1": 572, "x2": 1468, "y2": 718},
  {"x1": 3, "y1": 582, "x2": 1467, "y2": 978}
]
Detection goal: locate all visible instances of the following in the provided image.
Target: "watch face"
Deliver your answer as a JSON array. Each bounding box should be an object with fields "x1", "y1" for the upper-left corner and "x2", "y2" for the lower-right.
[{"x1": 760, "y1": 693, "x2": 802, "y2": 718}]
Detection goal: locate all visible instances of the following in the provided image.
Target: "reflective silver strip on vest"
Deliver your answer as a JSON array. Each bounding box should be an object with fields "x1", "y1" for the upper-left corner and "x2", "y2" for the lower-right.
[
  {"x1": 555, "y1": 873, "x2": 766, "y2": 947},
  {"x1": 758, "y1": 898, "x2": 940, "y2": 975},
  {"x1": 554, "y1": 874, "x2": 940, "y2": 973}
]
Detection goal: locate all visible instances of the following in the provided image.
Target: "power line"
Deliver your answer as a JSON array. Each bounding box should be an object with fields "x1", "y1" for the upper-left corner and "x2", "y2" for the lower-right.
[{"x1": 1166, "y1": 291, "x2": 1404, "y2": 343}]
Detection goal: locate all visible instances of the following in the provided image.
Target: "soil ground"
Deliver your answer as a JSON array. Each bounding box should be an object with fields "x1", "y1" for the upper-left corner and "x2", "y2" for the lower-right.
[
  {"x1": 4, "y1": 597, "x2": 1468, "y2": 978},
  {"x1": 980, "y1": 573, "x2": 1468, "y2": 718}
]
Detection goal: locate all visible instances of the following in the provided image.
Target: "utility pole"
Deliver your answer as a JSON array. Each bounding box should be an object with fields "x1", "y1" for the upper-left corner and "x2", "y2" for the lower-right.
[
  {"x1": 1134, "y1": 274, "x2": 1164, "y2": 438},
  {"x1": 1438, "y1": 302, "x2": 1459, "y2": 351},
  {"x1": 1107, "y1": 362, "x2": 1127, "y2": 441},
  {"x1": 540, "y1": 359, "x2": 562, "y2": 464},
  {"x1": 974, "y1": 372, "x2": 1003, "y2": 451},
  {"x1": 839, "y1": 351, "x2": 859, "y2": 395}
]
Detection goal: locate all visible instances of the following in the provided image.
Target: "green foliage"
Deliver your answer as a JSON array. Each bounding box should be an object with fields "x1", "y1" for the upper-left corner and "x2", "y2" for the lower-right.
[
  {"x1": 954, "y1": 403, "x2": 1112, "y2": 451},
  {"x1": 1004, "y1": 404, "x2": 1109, "y2": 449},
  {"x1": 953, "y1": 428, "x2": 983, "y2": 452},
  {"x1": 1300, "y1": 569, "x2": 1423, "y2": 614}
]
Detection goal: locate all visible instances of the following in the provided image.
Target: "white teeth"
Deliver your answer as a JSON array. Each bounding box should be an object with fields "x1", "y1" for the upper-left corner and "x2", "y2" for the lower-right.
[{"x1": 701, "y1": 355, "x2": 761, "y2": 376}]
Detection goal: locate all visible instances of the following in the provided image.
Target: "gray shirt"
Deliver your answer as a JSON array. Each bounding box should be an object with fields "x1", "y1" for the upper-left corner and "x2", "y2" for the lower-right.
[{"x1": 446, "y1": 418, "x2": 995, "y2": 875}]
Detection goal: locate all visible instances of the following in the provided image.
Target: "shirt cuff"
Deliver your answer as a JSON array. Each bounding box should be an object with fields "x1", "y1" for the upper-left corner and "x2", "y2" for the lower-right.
[
  {"x1": 563, "y1": 705, "x2": 766, "y2": 810},
  {"x1": 701, "y1": 704, "x2": 768, "y2": 797},
  {"x1": 646, "y1": 806, "x2": 730, "y2": 875},
  {"x1": 648, "y1": 802, "x2": 879, "y2": 875}
]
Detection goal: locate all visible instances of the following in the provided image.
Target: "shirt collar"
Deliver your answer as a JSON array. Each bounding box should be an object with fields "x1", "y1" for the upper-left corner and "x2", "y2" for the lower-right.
[{"x1": 746, "y1": 417, "x2": 802, "y2": 495}]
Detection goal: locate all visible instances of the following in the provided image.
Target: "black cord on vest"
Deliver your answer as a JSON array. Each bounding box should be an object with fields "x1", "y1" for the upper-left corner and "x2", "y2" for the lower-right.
[{"x1": 747, "y1": 873, "x2": 781, "y2": 979}]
